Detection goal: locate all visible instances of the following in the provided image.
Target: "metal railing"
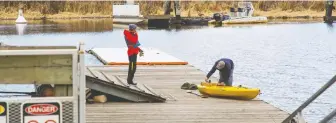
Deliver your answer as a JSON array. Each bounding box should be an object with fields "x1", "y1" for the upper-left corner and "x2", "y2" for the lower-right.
[
  {"x1": 319, "y1": 109, "x2": 336, "y2": 123},
  {"x1": 282, "y1": 75, "x2": 336, "y2": 123}
]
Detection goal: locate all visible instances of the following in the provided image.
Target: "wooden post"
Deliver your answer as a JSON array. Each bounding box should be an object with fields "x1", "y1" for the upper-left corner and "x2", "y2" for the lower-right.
[
  {"x1": 163, "y1": 0, "x2": 171, "y2": 15},
  {"x1": 324, "y1": 0, "x2": 335, "y2": 23},
  {"x1": 174, "y1": 1, "x2": 181, "y2": 21}
]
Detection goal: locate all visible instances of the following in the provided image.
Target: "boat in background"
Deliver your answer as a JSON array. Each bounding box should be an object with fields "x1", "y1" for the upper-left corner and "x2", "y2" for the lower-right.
[{"x1": 209, "y1": 2, "x2": 268, "y2": 24}]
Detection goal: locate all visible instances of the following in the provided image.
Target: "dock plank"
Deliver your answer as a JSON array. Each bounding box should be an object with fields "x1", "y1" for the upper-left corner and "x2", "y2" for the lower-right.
[
  {"x1": 86, "y1": 65, "x2": 289, "y2": 123},
  {"x1": 88, "y1": 69, "x2": 110, "y2": 82},
  {"x1": 89, "y1": 70, "x2": 144, "y2": 93},
  {"x1": 113, "y1": 75, "x2": 146, "y2": 92},
  {"x1": 135, "y1": 83, "x2": 157, "y2": 96},
  {"x1": 100, "y1": 72, "x2": 126, "y2": 86}
]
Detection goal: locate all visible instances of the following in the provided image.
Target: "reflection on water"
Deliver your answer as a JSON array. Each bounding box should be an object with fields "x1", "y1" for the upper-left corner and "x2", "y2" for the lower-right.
[
  {"x1": 326, "y1": 23, "x2": 334, "y2": 32},
  {"x1": 0, "y1": 19, "x2": 115, "y2": 35},
  {"x1": 15, "y1": 24, "x2": 27, "y2": 35},
  {"x1": 0, "y1": 18, "x2": 325, "y2": 35},
  {"x1": 0, "y1": 19, "x2": 209, "y2": 35}
]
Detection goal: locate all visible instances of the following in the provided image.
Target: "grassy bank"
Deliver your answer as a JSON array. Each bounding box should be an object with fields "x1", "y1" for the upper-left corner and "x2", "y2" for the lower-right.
[{"x1": 0, "y1": 1, "x2": 335, "y2": 20}]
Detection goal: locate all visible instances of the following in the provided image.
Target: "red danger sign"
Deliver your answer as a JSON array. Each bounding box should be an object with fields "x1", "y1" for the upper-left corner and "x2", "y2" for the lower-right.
[
  {"x1": 22, "y1": 102, "x2": 61, "y2": 123},
  {"x1": 25, "y1": 104, "x2": 59, "y2": 115}
]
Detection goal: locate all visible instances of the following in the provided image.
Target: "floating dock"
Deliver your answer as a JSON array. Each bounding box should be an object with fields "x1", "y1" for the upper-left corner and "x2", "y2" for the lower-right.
[
  {"x1": 112, "y1": 17, "x2": 146, "y2": 25},
  {"x1": 223, "y1": 17, "x2": 268, "y2": 24},
  {"x1": 208, "y1": 2, "x2": 268, "y2": 25},
  {"x1": 208, "y1": 16, "x2": 268, "y2": 24},
  {"x1": 89, "y1": 47, "x2": 188, "y2": 65},
  {"x1": 86, "y1": 48, "x2": 289, "y2": 123}
]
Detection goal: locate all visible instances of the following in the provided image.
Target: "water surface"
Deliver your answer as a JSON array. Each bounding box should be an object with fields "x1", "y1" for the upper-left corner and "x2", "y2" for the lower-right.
[{"x1": 0, "y1": 19, "x2": 335, "y2": 123}]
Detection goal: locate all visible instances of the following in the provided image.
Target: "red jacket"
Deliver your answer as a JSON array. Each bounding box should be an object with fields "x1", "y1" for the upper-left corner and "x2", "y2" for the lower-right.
[{"x1": 124, "y1": 30, "x2": 140, "y2": 56}]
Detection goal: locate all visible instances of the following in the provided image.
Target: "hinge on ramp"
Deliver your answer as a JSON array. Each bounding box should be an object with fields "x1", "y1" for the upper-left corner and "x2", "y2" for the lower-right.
[
  {"x1": 85, "y1": 75, "x2": 166, "y2": 102},
  {"x1": 287, "y1": 112, "x2": 306, "y2": 123}
]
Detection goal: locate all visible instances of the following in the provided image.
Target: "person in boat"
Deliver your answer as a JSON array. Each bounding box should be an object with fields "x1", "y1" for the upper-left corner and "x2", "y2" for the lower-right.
[
  {"x1": 123, "y1": 24, "x2": 144, "y2": 85},
  {"x1": 205, "y1": 58, "x2": 234, "y2": 86}
]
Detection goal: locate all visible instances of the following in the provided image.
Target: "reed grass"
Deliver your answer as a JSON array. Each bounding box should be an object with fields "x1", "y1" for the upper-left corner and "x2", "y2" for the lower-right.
[{"x1": 0, "y1": 1, "x2": 334, "y2": 19}]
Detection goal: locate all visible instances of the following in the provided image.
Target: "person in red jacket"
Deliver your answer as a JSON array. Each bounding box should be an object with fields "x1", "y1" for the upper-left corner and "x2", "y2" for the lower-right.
[{"x1": 124, "y1": 24, "x2": 143, "y2": 85}]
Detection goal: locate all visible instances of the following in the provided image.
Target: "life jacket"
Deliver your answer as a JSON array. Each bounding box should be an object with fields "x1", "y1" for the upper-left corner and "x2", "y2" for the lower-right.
[{"x1": 124, "y1": 30, "x2": 140, "y2": 56}]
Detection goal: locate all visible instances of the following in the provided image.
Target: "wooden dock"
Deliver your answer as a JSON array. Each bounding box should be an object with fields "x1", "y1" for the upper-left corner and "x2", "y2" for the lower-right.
[{"x1": 85, "y1": 65, "x2": 289, "y2": 123}]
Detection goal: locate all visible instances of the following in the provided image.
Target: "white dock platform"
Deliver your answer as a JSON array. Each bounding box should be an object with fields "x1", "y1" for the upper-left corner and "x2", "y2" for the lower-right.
[
  {"x1": 112, "y1": 4, "x2": 146, "y2": 25},
  {"x1": 112, "y1": 18, "x2": 146, "y2": 25},
  {"x1": 89, "y1": 48, "x2": 188, "y2": 65}
]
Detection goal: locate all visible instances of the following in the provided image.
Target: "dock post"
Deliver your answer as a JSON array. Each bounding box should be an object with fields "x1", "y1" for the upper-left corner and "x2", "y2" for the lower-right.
[
  {"x1": 174, "y1": 1, "x2": 181, "y2": 21},
  {"x1": 79, "y1": 42, "x2": 86, "y2": 123},
  {"x1": 324, "y1": 0, "x2": 335, "y2": 23},
  {"x1": 163, "y1": 1, "x2": 172, "y2": 15}
]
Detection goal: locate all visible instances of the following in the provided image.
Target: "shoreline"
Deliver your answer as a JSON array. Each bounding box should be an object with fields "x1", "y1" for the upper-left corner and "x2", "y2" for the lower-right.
[
  {"x1": 0, "y1": 15, "x2": 326, "y2": 20},
  {"x1": 1, "y1": 10, "x2": 333, "y2": 21}
]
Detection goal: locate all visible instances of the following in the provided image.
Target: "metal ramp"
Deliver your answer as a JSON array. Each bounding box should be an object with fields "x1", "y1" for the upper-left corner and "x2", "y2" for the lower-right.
[
  {"x1": 85, "y1": 67, "x2": 166, "y2": 102},
  {"x1": 282, "y1": 75, "x2": 336, "y2": 123}
]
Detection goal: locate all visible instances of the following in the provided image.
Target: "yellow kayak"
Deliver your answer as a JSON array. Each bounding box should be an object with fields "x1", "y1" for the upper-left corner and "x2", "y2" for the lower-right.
[{"x1": 197, "y1": 82, "x2": 260, "y2": 100}]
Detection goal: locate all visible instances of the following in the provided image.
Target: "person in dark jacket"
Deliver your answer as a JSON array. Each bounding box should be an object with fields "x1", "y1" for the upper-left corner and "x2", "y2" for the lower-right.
[
  {"x1": 205, "y1": 58, "x2": 234, "y2": 86},
  {"x1": 123, "y1": 24, "x2": 143, "y2": 85}
]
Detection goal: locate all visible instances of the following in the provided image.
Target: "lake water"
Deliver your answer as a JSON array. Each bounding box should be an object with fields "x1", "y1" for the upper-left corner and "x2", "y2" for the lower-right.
[{"x1": 0, "y1": 19, "x2": 335, "y2": 123}]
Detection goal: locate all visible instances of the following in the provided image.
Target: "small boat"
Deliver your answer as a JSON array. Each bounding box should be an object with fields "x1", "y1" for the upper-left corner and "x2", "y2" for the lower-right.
[
  {"x1": 197, "y1": 82, "x2": 260, "y2": 100},
  {"x1": 209, "y1": 16, "x2": 268, "y2": 24},
  {"x1": 208, "y1": 2, "x2": 268, "y2": 25}
]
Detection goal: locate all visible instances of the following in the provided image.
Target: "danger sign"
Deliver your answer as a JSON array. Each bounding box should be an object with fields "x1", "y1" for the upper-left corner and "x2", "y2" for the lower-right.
[
  {"x1": 25, "y1": 104, "x2": 58, "y2": 115},
  {"x1": 22, "y1": 102, "x2": 61, "y2": 123},
  {"x1": 0, "y1": 102, "x2": 7, "y2": 123}
]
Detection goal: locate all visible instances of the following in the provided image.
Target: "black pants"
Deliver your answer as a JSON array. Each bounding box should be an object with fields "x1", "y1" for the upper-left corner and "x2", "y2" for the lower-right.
[{"x1": 127, "y1": 54, "x2": 137, "y2": 83}]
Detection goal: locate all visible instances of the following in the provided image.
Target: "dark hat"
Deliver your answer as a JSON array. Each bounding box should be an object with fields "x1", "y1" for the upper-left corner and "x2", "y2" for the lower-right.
[{"x1": 129, "y1": 24, "x2": 137, "y2": 30}]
